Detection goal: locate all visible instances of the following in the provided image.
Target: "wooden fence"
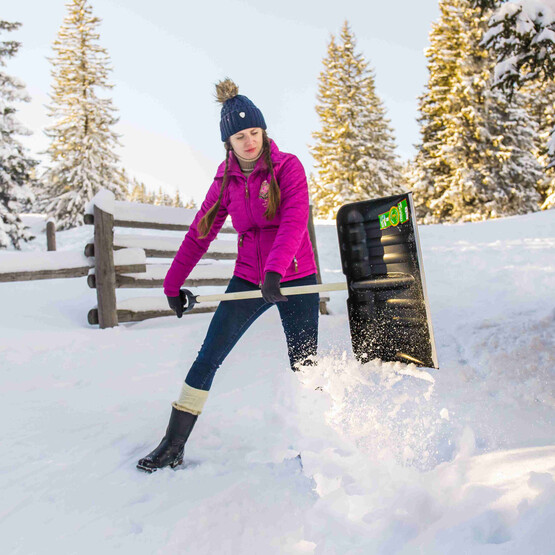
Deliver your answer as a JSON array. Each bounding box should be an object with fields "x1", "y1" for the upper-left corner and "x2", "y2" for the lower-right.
[
  {"x1": 0, "y1": 189, "x2": 329, "y2": 327},
  {"x1": 84, "y1": 190, "x2": 329, "y2": 328}
]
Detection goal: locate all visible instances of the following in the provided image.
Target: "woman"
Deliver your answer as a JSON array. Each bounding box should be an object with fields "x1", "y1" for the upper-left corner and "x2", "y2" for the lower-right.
[{"x1": 137, "y1": 79, "x2": 319, "y2": 473}]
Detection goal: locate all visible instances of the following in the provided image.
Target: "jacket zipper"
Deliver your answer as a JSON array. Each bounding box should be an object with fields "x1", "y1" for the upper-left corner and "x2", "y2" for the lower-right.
[
  {"x1": 293, "y1": 257, "x2": 298, "y2": 272},
  {"x1": 239, "y1": 234, "x2": 244, "y2": 247},
  {"x1": 256, "y1": 229, "x2": 262, "y2": 287},
  {"x1": 243, "y1": 175, "x2": 263, "y2": 286}
]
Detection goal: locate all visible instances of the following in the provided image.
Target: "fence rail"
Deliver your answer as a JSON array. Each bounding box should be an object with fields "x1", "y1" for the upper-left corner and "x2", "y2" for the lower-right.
[
  {"x1": 87, "y1": 298, "x2": 220, "y2": 325},
  {"x1": 0, "y1": 248, "x2": 146, "y2": 283},
  {"x1": 83, "y1": 200, "x2": 236, "y2": 233}
]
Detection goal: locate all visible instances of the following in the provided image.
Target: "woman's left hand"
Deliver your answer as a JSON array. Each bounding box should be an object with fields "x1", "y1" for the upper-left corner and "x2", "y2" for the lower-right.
[
  {"x1": 261, "y1": 272, "x2": 288, "y2": 303},
  {"x1": 167, "y1": 291, "x2": 186, "y2": 318}
]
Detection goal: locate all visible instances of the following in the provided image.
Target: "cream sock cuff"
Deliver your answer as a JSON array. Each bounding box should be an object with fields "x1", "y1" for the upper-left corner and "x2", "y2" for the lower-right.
[{"x1": 172, "y1": 383, "x2": 209, "y2": 416}]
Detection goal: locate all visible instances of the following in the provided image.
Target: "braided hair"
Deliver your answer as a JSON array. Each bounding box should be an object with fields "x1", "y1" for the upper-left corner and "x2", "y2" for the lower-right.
[
  {"x1": 197, "y1": 141, "x2": 232, "y2": 239},
  {"x1": 197, "y1": 130, "x2": 281, "y2": 239},
  {"x1": 261, "y1": 130, "x2": 281, "y2": 220}
]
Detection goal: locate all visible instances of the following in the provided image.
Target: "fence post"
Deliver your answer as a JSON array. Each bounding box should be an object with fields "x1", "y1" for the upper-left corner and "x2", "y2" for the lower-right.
[
  {"x1": 46, "y1": 220, "x2": 56, "y2": 251},
  {"x1": 94, "y1": 204, "x2": 118, "y2": 328},
  {"x1": 307, "y1": 204, "x2": 329, "y2": 315}
]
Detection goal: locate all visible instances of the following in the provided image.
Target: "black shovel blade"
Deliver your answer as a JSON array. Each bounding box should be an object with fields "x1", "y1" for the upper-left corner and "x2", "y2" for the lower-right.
[{"x1": 336, "y1": 192, "x2": 438, "y2": 369}]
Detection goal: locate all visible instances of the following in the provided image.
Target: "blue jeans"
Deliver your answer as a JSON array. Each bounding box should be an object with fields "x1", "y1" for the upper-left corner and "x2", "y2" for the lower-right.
[{"x1": 185, "y1": 274, "x2": 319, "y2": 391}]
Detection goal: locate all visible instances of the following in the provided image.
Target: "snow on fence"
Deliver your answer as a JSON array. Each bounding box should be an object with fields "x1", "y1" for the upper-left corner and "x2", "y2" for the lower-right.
[
  {"x1": 0, "y1": 247, "x2": 146, "y2": 283},
  {"x1": 82, "y1": 197, "x2": 237, "y2": 232}
]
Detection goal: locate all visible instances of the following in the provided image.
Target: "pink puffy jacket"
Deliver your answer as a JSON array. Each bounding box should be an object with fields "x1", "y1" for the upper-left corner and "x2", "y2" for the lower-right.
[{"x1": 163, "y1": 140, "x2": 317, "y2": 296}]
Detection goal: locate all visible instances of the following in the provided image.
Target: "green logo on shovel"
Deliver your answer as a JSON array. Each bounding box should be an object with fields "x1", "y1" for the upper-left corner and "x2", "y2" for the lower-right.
[{"x1": 379, "y1": 199, "x2": 409, "y2": 230}]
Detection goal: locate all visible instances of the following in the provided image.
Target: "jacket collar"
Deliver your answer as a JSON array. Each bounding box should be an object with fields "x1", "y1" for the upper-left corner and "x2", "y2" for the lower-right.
[{"x1": 215, "y1": 139, "x2": 284, "y2": 179}]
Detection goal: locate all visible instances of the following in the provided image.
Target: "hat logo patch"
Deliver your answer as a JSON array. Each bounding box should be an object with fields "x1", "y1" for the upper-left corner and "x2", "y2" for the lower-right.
[{"x1": 239, "y1": 112, "x2": 246, "y2": 118}]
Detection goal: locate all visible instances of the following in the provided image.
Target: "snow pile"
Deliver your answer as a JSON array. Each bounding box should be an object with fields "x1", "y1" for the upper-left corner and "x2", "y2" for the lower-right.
[{"x1": 295, "y1": 355, "x2": 445, "y2": 470}]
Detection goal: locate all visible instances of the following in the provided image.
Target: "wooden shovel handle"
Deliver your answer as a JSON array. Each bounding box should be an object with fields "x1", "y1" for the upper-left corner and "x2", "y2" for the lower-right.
[{"x1": 195, "y1": 282, "x2": 347, "y2": 304}]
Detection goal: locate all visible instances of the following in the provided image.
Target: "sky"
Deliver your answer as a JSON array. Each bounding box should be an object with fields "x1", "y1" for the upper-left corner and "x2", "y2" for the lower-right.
[{"x1": 3, "y1": 0, "x2": 440, "y2": 204}]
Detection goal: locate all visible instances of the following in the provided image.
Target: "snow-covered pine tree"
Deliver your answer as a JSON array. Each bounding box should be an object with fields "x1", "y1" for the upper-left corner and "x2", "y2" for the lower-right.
[
  {"x1": 471, "y1": 0, "x2": 555, "y2": 204},
  {"x1": 411, "y1": 0, "x2": 543, "y2": 222},
  {"x1": 309, "y1": 21, "x2": 403, "y2": 219},
  {"x1": 172, "y1": 189, "x2": 197, "y2": 208},
  {"x1": 173, "y1": 189, "x2": 182, "y2": 207},
  {"x1": 182, "y1": 197, "x2": 197, "y2": 209},
  {"x1": 524, "y1": 78, "x2": 555, "y2": 208},
  {"x1": 0, "y1": 20, "x2": 38, "y2": 249},
  {"x1": 154, "y1": 187, "x2": 174, "y2": 206},
  {"x1": 128, "y1": 181, "x2": 141, "y2": 202},
  {"x1": 127, "y1": 177, "x2": 147, "y2": 202},
  {"x1": 479, "y1": 0, "x2": 555, "y2": 90},
  {"x1": 40, "y1": 0, "x2": 126, "y2": 229}
]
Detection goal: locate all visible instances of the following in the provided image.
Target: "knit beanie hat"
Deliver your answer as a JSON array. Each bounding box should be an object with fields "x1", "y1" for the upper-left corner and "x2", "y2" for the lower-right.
[{"x1": 215, "y1": 78, "x2": 267, "y2": 142}]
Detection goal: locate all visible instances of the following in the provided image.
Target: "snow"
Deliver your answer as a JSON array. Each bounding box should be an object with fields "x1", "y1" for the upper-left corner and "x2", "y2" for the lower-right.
[
  {"x1": 493, "y1": 0, "x2": 555, "y2": 25},
  {"x1": 87, "y1": 188, "x2": 234, "y2": 233},
  {"x1": 114, "y1": 199, "x2": 195, "y2": 225},
  {"x1": 0, "y1": 249, "x2": 91, "y2": 273},
  {"x1": 121, "y1": 262, "x2": 234, "y2": 282},
  {"x1": 86, "y1": 188, "x2": 115, "y2": 216},
  {"x1": 114, "y1": 234, "x2": 237, "y2": 255},
  {"x1": 117, "y1": 296, "x2": 219, "y2": 313},
  {"x1": 0, "y1": 210, "x2": 554, "y2": 553},
  {"x1": 0, "y1": 246, "x2": 145, "y2": 274},
  {"x1": 113, "y1": 199, "x2": 232, "y2": 232},
  {"x1": 112, "y1": 247, "x2": 146, "y2": 267}
]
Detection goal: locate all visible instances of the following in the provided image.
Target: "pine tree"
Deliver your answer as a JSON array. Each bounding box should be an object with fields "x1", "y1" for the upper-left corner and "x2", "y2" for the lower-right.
[
  {"x1": 524, "y1": 78, "x2": 555, "y2": 209},
  {"x1": 117, "y1": 167, "x2": 131, "y2": 199},
  {"x1": 152, "y1": 186, "x2": 172, "y2": 206},
  {"x1": 411, "y1": 0, "x2": 543, "y2": 222},
  {"x1": 309, "y1": 21, "x2": 403, "y2": 219},
  {"x1": 127, "y1": 177, "x2": 144, "y2": 202},
  {"x1": 182, "y1": 197, "x2": 197, "y2": 209},
  {"x1": 470, "y1": 0, "x2": 555, "y2": 175},
  {"x1": 154, "y1": 187, "x2": 163, "y2": 206},
  {"x1": 0, "y1": 21, "x2": 38, "y2": 249},
  {"x1": 480, "y1": 0, "x2": 555, "y2": 90},
  {"x1": 40, "y1": 0, "x2": 127, "y2": 230}
]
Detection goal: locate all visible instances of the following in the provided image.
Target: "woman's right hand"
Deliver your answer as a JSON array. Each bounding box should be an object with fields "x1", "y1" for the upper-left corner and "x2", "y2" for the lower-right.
[
  {"x1": 167, "y1": 291, "x2": 186, "y2": 318},
  {"x1": 261, "y1": 271, "x2": 288, "y2": 304}
]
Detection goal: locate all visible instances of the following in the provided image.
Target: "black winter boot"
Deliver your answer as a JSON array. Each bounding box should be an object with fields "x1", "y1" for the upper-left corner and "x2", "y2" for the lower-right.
[{"x1": 137, "y1": 407, "x2": 198, "y2": 473}]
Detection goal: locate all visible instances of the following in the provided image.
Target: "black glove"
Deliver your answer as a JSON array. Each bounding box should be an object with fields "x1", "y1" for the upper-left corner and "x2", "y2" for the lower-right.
[
  {"x1": 167, "y1": 290, "x2": 186, "y2": 318},
  {"x1": 261, "y1": 271, "x2": 288, "y2": 304}
]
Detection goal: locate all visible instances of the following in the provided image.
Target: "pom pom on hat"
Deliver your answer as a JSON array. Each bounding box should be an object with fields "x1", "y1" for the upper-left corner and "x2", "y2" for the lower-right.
[
  {"x1": 215, "y1": 78, "x2": 239, "y2": 104},
  {"x1": 215, "y1": 78, "x2": 267, "y2": 142}
]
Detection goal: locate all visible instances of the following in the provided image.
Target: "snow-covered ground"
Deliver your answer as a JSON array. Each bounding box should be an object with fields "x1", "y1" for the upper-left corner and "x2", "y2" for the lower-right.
[{"x1": 1, "y1": 210, "x2": 554, "y2": 554}]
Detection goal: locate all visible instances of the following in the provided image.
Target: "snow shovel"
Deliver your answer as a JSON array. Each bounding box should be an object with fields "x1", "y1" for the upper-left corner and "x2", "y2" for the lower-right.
[{"x1": 180, "y1": 193, "x2": 438, "y2": 369}]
